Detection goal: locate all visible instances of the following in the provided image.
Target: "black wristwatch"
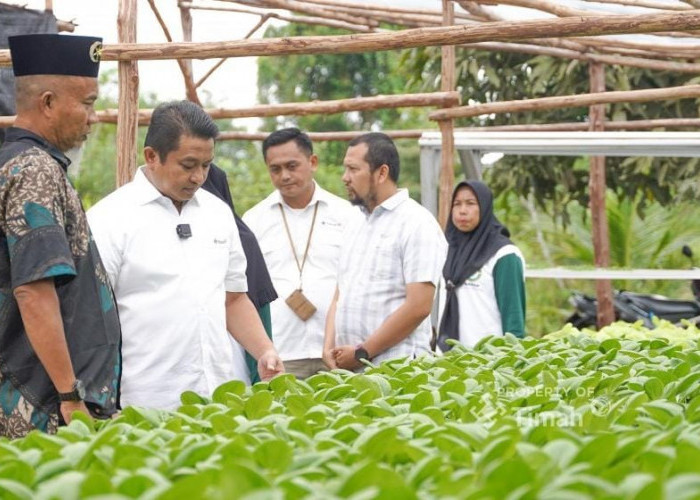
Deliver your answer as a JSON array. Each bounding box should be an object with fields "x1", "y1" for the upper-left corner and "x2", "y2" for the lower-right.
[
  {"x1": 58, "y1": 379, "x2": 86, "y2": 402},
  {"x1": 354, "y1": 345, "x2": 370, "y2": 362}
]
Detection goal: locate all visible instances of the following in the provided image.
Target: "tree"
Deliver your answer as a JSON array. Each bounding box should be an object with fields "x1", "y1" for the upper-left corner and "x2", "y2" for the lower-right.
[{"x1": 405, "y1": 46, "x2": 700, "y2": 219}]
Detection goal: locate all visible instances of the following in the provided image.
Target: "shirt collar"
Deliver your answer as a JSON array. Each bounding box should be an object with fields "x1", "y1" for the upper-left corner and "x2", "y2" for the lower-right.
[
  {"x1": 5, "y1": 127, "x2": 71, "y2": 171},
  {"x1": 267, "y1": 180, "x2": 331, "y2": 209},
  {"x1": 374, "y1": 188, "x2": 409, "y2": 213},
  {"x1": 132, "y1": 167, "x2": 202, "y2": 208}
]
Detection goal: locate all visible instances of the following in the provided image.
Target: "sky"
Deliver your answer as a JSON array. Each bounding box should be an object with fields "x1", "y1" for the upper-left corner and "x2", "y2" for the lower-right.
[{"x1": 8, "y1": 0, "x2": 690, "y2": 130}]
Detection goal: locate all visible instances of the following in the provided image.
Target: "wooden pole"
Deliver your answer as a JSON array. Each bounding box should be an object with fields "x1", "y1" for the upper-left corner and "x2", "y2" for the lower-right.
[
  {"x1": 287, "y1": 1, "x2": 470, "y2": 27},
  {"x1": 588, "y1": 61, "x2": 615, "y2": 328},
  {"x1": 195, "y1": 14, "x2": 272, "y2": 89},
  {"x1": 45, "y1": 0, "x2": 53, "y2": 12},
  {"x1": 286, "y1": 0, "x2": 478, "y2": 20},
  {"x1": 7, "y1": 10, "x2": 690, "y2": 64},
  {"x1": 229, "y1": 0, "x2": 379, "y2": 27},
  {"x1": 581, "y1": 0, "x2": 691, "y2": 10},
  {"x1": 178, "y1": 2, "x2": 202, "y2": 105},
  {"x1": 6, "y1": 115, "x2": 700, "y2": 131},
  {"x1": 459, "y1": 41, "x2": 700, "y2": 74},
  {"x1": 147, "y1": 0, "x2": 200, "y2": 105},
  {"x1": 217, "y1": 130, "x2": 428, "y2": 141},
  {"x1": 438, "y1": 0, "x2": 456, "y2": 228},
  {"x1": 94, "y1": 92, "x2": 461, "y2": 123},
  {"x1": 181, "y1": 2, "x2": 376, "y2": 33},
  {"x1": 429, "y1": 84, "x2": 700, "y2": 120},
  {"x1": 116, "y1": 0, "x2": 139, "y2": 187}
]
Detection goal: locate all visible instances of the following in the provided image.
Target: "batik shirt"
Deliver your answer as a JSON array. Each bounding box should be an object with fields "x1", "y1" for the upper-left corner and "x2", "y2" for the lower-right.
[{"x1": 0, "y1": 127, "x2": 121, "y2": 438}]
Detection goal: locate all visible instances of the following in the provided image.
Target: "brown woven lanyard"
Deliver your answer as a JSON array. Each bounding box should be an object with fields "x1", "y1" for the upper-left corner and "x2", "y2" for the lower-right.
[{"x1": 279, "y1": 201, "x2": 320, "y2": 289}]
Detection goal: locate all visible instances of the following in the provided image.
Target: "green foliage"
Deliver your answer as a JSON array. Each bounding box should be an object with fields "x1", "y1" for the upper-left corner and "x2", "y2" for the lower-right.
[
  {"x1": 404, "y1": 47, "x2": 700, "y2": 213},
  {"x1": 5, "y1": 324, "x2": 700, "y2": 497},
  {"x1": 495, "y1": 192, "x2": 700, "y2": 335}
]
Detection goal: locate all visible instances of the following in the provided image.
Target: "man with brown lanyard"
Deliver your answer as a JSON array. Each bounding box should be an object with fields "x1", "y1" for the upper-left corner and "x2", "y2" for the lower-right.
[
  {"x1": 243, "y1": 128, "x2": 361, "y2": 379},
  {"x1": 0, "y1": 34, "x2": 121, "y2": 438}
]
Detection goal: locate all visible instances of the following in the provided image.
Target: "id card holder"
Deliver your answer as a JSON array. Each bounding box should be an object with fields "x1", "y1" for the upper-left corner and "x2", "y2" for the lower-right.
[{"x1": 285, "y1": 289, "x2": 317, "y2": 321}]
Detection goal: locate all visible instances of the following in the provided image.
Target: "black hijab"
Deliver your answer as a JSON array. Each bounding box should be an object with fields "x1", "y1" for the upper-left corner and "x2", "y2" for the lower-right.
[
  {"x1": 437, "y1": 181, "x2": 512, "y2": 351},
  {"x1": 202, "y1": 164, "x2": 278, "y2": 309}
]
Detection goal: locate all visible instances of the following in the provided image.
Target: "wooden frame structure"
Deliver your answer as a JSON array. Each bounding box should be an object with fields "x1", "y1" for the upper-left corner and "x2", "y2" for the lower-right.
[{"x1": 3, "y1": 0, "x2": 700, "y2": 326}]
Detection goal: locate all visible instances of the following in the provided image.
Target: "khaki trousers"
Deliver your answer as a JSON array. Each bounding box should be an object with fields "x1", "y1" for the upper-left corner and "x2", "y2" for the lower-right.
[{"x1": 283, "y1": 358, "x2": 328, "y2": 379}]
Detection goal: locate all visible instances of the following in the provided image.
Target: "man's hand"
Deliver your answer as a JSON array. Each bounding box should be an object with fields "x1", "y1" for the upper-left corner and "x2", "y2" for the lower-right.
[
  {"x1": 332, "y1": 345, "x2": 361, "y2": 370},
  {"x1": 322, "y1": 347, "x2": 338, "y2": 370},
  {"x1": 59, "y1": 400, "x2": 90, "y2": 425},
  {"x1": 257, "y1": 349, "x2": 285, "y2": 381}
]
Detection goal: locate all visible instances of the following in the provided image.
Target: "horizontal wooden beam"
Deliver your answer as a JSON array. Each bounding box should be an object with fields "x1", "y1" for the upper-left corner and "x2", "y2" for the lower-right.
[
  {"x1": 0, "y1": 92, "x2": 459, "y2": 127},
  {"x1": 215, "y1": 118, "x2": 700, "y2": 141},
  {"x1": 429, "y1": 84, "x2": 700, "y2": 120},
  {"x1": 461, "y1": 41, "x2": 700, "y2": 73},
  {"x1": 218, "y1": 129, "x2": 427, "y2": 141},
  {"x1": 2, "y1": 11, "x2": 698, "y2": 65}
]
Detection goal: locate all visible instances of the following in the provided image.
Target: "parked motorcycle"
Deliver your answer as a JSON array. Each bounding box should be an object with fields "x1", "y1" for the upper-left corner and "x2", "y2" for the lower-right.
[{"x1": 565, "y1": 245, "x2": 700, "y2": 329}]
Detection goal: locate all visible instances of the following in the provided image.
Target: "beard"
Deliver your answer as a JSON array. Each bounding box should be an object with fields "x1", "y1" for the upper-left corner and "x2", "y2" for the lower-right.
[{"x1": 348, "y1": 179, "x2": 377, "y2": 212}]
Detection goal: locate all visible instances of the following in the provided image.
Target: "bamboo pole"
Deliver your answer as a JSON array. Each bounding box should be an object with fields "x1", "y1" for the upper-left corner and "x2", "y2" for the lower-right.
[
  {"x1": 460, "y1": 41, "x2": 700, "y2": 74},
  {"x1": 116, "y1": 0, "x2": 139, "y2": 187},
  {"x1": 148, "y1": 0, "x2": 201, "y2": 105},
  {"x1": 95, "y1": 92, "x2": 461, "y2": 123},
  {"x1": 429, "y1": 84, "x2": 700, "y2": 120},
  {"x1": 438, "y1": 0, "x2": 456, "y2": 228},
  {"x1": 588, "y1": 61, "x2": 615, "y2": 328},
  {"x1": 73, "y1": 11, "x2": 700, "y2": 63}
]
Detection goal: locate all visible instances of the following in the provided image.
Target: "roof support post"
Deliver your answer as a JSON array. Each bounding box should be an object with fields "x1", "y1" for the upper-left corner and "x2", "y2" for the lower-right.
[
  {"x1": 438, "y1": 0, "x2": 456, "y2": 228},
  {"x1": 589, "y1": 61, "x2": 615, "y2": 328},
  {"x1": 116, "y1": 0, "x2": 139, "y2": 187}
]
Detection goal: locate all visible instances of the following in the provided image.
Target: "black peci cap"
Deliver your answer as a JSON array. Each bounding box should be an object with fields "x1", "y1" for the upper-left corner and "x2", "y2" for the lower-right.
[{"x1": 9, "y1": 34, "x2": 102, "y2": 78}]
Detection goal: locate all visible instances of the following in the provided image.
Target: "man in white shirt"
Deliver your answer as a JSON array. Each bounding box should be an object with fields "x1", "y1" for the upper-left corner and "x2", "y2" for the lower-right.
[
  {"x1": 323, "y1": 133, "x2": 447, "y2": 370},
  {"x1": 87, "y1": 101, "x2": 283, "y2": 410},
  {"x1": 243, "y1": 128, "x2": 361, "y2": 379}
]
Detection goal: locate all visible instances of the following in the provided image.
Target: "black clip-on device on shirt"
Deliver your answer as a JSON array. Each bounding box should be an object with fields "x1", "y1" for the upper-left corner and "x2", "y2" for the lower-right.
[{"x1": 176, "y1": 224, "x2": 192, "y2": 239}]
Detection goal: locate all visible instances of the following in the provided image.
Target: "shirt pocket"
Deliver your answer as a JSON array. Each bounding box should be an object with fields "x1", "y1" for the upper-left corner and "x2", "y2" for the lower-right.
[
  {"x1": 197, "y1": 232, "x2": 231, "y2": 281},
  {"x1": 369, "y1": 236, "x2": 401, "y2": 282}
]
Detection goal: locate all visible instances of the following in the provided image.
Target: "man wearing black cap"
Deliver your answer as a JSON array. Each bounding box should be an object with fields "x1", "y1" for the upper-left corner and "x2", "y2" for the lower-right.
[{"x1": 0, "y1": 34, "x2": 121, "y2": 438}]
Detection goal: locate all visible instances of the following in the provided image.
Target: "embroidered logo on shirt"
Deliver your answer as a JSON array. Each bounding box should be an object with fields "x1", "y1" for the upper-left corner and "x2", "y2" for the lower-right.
[
  {"x1": 321, "y1": 220, "x2": 342, "y2": 227},
  {"x1": 213, "y1": 238, "x2": 228, "y2": 244},
  {"x1": 465, "y1": 271, "x2": 482, "y2": 286}
]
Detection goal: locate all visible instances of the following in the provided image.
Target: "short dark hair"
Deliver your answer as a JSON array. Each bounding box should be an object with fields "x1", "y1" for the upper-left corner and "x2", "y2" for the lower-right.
[
  {"x1": 144, "y1": 100, "x2": 219, "y2": 161},
  {"x1": 348, "y1": 132, "x2": 399, "y2": 182},
  {"x1": 262, "y1": 127, "x2": 313, "y2": 160}
]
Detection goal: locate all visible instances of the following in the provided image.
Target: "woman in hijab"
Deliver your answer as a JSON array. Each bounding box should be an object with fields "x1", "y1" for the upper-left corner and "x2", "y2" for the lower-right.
[{"x1": 437, "y1": 181, "x2": 526, "y2": 351}]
